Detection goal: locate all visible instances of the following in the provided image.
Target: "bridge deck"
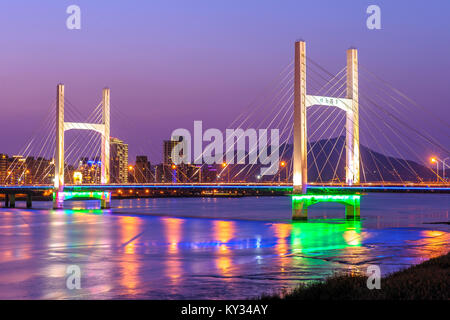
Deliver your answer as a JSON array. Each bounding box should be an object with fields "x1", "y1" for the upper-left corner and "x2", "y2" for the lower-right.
[{"x1": 0, "y1": 184, "x2": 449, "y2": 194}]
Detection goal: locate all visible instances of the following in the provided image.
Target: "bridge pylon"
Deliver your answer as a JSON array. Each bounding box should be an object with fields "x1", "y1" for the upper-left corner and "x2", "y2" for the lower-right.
[
  {"x1": 293, "y1": 41, "x2": 360, "y2": 194},
  {"x1": 53, "y1": 84, "x2": 111, "y2": 209}
]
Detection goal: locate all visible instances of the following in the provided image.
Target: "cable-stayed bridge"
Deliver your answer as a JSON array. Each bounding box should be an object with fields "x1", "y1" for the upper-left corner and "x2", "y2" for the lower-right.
[{"x1": 1, "y1": 41, "x2": 449, "y2": 217}]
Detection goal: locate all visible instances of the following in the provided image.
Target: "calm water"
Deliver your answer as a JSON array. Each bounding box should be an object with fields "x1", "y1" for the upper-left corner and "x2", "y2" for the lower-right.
[{"x1": 0, "y1": 193, "x2": 448, "y2": 299}]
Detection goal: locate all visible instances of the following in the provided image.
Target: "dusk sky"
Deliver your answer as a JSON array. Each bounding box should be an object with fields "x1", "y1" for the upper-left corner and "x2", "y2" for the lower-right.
[{"x1": 0, "y1": 0, "x2": 449, "y2": 163}]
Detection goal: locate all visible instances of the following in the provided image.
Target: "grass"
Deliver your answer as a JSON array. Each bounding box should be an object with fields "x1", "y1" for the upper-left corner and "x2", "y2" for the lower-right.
[{"x1": 262, "y1": 252, "x2": 450, "y2": 300}]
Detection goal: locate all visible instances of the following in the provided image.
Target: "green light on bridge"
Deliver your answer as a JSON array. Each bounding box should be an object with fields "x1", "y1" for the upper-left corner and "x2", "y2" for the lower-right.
[
  {"x1": 291, "y1": 194, "x2": 361, "y2": 202},
  {"x1": 291, "y1": 194, "x2": 362, "y2": 220},
  {"x1": 53, "y1": 191, "x2": 108, "y2": 200}
]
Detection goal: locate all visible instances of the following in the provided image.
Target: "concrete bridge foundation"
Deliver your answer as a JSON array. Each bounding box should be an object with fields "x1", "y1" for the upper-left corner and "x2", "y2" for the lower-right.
[
  {"x1": 8, "y1": 194, "x2": 15, "y2": 208},
  {"x1": 53, "y1": 191, "x2": 111, "y2": 210},
  {"x1": 1, "y1": 193, "x2": 32, "y2": 208},
  {"x1": 292, "y1": 194, "x2": 361, "y2": 220}
]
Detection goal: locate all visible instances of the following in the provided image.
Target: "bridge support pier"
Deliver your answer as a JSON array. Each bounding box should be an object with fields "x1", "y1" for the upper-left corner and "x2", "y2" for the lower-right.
[
  {"x1": 4, "y1": 194, "x2": 9, "y2": 208},
  {"x1": 345, "y1": 203, "x2": 360, "y2": 219},
  {"x1": 52, "y1": 191, "x2": 111, "y2": 210},
  {"x1": 292, "y1": 197, "x2": 308, "y2": 220},
  {"x1": 26, "y1": 194, "x2": 32, "y2": 209},
  {"x1": 292, "y1": 194, "x2": 361, "y2": 221},
  {"x1": 8, "y1": 194, "x2": 15, "y2": 208},
  {"x1": 100, "y1": 192, "x2": 111, "y2": 209},
  {"x1": 53, "y1": 191, "x2": 64, "y2": 209}
]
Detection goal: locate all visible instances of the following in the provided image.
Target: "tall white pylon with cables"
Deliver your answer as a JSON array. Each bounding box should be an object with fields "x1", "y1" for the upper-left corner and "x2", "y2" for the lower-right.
[
  {"x1": 54, "y1": 84, "x2": 110, "y2": 205},
  {"x1": 293, "y1": 41, "x2": 360, "y2": 194}
]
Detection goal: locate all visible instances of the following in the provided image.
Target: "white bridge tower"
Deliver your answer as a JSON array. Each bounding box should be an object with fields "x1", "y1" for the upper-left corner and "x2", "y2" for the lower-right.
[
  {"x1": 54, "y1": 84, "x2": 111, "y2": 208},
  {"x1": 293, "y1": 41, "x2": 360, "y2": 194}
]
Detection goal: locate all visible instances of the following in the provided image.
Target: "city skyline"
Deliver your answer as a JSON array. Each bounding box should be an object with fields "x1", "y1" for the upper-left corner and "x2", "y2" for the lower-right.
[{"x1": 0, "y1": 1, "x2": 449, "y2": 163}]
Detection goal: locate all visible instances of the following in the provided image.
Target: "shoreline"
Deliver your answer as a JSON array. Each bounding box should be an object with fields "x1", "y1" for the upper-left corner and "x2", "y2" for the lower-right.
[{"x1": 262, "y1": 252, "x2": 450, "y2": 300}]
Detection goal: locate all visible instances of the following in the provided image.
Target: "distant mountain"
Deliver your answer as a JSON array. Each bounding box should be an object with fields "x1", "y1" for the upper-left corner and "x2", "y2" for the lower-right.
[{"x1": 226, "y1": 136, "x2": 436, "y2": 183}]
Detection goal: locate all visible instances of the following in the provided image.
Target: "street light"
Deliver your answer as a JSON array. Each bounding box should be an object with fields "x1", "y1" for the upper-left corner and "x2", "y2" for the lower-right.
[
  {"x1": 279, "y1": 161, "x2": 287, "y2": 183},
  {"x1": 430, "y1": 157, "x2": 439, "y2": 182},
  {"x1": 170, "y1": 164, "x2": 178, "y2": 183},
  {"x1": 221, "y1": 162, "x2": 229, "y2": 183},
  {"x1": 128, "y1": 165, "x2": 135, "y2": 183}
]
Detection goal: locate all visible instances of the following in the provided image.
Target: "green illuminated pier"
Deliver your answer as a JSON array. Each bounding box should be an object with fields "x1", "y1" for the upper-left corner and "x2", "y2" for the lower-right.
[
  {"x1": 53, "y1": 191, "x2": 111, "y2": 209},
  {"x1": 291, "y1": 194, "x2": 361, "y2": 220}
]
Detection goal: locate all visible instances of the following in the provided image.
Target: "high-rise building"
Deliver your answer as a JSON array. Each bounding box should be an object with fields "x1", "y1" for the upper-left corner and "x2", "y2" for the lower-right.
[
  {"x1": 0, "y1": 154, "x2": 54, "y2": 185},
  {"x1": 6, "y1": 155, "x2": 27, "y2": 185},
  {"x1": 110, "y1": 137, "x2": 128, "y2": 183},
  {"x1": 135, "y1": 155, "x2": 152, "y2": 183},
  {"x1": 163, "y1": 136, "x2": 184, "y2": 165},
  {"x1": 0, "y1": 154, "x2": 7, "y2": 184},
  {"x1": 33, "y1": 157, "x2": 54, "y2": 184}
]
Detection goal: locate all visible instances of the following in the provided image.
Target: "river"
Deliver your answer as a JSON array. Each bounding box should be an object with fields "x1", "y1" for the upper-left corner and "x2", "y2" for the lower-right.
[{"x1": 0, "y1": 193, "x2": 448, "y2": 299}]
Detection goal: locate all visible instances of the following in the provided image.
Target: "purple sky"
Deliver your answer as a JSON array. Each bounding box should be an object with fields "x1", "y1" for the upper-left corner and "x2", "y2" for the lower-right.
[{"x1": 0, "y1": 0, "x2": 449, "y2": 163}]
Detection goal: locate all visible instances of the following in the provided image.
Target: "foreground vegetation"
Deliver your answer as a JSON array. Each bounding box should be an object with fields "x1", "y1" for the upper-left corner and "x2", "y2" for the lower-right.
[{"x1": 263, "y1": 252, "x2": 449, "y2": 300}]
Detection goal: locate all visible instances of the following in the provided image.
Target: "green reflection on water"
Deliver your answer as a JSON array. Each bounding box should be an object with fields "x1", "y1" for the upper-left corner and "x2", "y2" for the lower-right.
[{"x1": 290, "y1": 219, "x2": 362, "y2": 254}]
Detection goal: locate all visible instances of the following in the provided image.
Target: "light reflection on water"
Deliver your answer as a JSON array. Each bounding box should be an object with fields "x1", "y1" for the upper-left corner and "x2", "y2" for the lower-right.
[
  {"x1": 163, "y1": 217, "x2": 183, "y2": 285},
  {"x1": 119, "y1": 215, "x2": 141, "y2": 295},
  {"x1": 0, "y1": 194, "x2": 448, "y2": 299},
  {"x1": 213, "y1": 220, "x2": 235, "y2": 280}
]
